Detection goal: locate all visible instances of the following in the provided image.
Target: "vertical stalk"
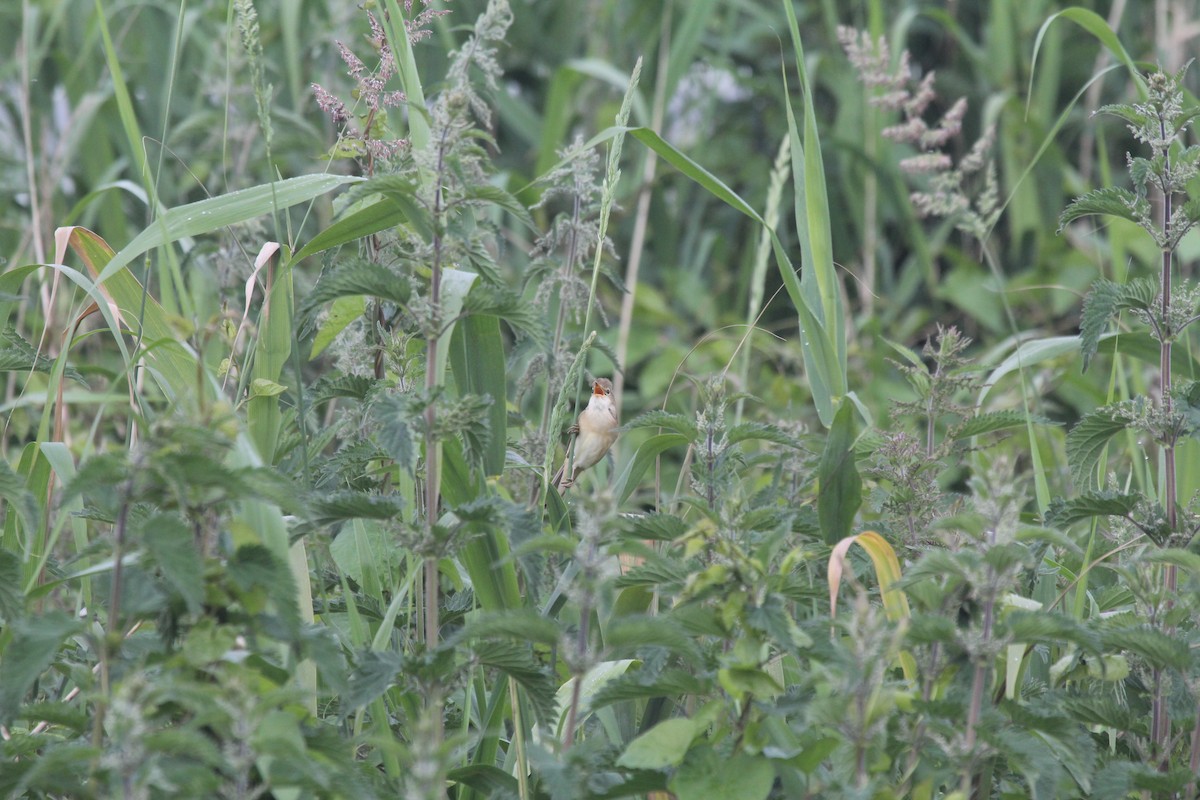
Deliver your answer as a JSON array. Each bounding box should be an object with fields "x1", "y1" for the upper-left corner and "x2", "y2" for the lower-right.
[
  {"x1": 962, "y1": 527, "x2": 996, "y2": 798},
  {"x1": 422, "y1": 124, "x2": 451, "y2": 746},
  {"x1": 1152, "y1": 112, "x2": 1176, "y2": 758}
]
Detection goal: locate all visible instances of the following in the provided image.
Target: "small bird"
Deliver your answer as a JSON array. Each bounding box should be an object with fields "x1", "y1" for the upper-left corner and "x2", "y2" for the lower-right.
[{"x1": 552, "y1": 377, "x2": 619, "y2": 492}]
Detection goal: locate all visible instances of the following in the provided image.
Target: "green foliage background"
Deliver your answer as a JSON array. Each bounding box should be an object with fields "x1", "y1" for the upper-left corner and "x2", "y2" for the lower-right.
[{"x1": 3, "y1": 0, "x2": 1200, "y2": 798}]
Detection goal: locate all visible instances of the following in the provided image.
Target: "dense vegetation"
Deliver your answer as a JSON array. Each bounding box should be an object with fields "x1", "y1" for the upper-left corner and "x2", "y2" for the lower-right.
[{"x1": 3, "y1": 0, "x2": 1200, "y2": 797}]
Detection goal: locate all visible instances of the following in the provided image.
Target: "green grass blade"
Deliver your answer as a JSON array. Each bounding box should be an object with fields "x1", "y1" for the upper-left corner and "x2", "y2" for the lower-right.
[{"x1": 96, "y1": 174, "x2": 361, "y2": 284}]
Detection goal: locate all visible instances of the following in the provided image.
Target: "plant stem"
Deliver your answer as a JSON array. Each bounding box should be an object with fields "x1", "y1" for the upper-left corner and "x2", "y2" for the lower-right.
[
  {"x1": 422, "y1": 123, "x2": 451, "y2": 747},
  {"x1": 963, "y1": 528, "x2": 997, "y2": 796},
  {"x1": 1152, "y1": 114, "x2": 1176, "y2": 759}
]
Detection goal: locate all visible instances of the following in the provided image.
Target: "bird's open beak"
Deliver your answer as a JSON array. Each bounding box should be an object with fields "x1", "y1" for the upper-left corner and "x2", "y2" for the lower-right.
[{"x1": 592, "y1": 381, "x2": 605, "y2": 395}]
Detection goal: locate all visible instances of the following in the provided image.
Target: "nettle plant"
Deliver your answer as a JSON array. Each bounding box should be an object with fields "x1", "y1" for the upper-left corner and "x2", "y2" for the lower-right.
[{"x1": 1057, "y1": 64, "x2": 1200, "y2": 777}]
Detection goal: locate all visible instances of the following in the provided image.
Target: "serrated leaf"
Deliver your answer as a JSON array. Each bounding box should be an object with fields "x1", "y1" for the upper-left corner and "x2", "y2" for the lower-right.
[
  {"x1": 620, "y1": 512, "x2": 687, "y2": 542},
  {"x1": 0, "y1": 327, "x2": 86, "y2": 385},
  {"x1": 309, "y1": 373, "x2": 377, "y2": 407},
  {"x1": 0, "y1": 549, "x2": 22, "y2": 621},
  {"x1": 298, "y1": 256, "x2": 412, "y2": 323},
  {"x1": 1101, "y1": 626, "x2": 1190, "y2": 671},
  {"x1": 727, "y1": 421, "x2": 803, "y2": 447},
  {"x1": 1066, "y1": 405, "x2": 1131, "y2": 487},
  {"x1": 1078, "y1": 278, "x2": 1157, "y2": 372},
  {"x1": 342, "y1": 649, "x2": 404, "y2": 713},
  {"x1": 459, "y1": 610, "x2": 560, "y2": 646},
  {"x1": 950, "y1": 410, "x2": 1055, "y2": 439},
  {"x1": 590, "y1": 667, "x2": 709, "y2": 709},
  {"x1": 473, "y1": 641, "x2": 557, "y2": 727},
  {"x1": 0, "y1": 611, "x2": 81, "y2": 725},
  {"x1": 1060, "y1": 187, "x2": 1149, "y2": 229},
  {"x1": 604, "y1": 616, "x2": 701, "y2": 661},
  {"x1": 373, "y1": 393, "x2": 421, "y2": 472},
  {"x1": 311, "y1": 491, "x2": 404, "y2": 526},
  {"x1": 462, "y1": 183, "x2": 536, "y2": 232},
  {"x1": 1004, "y1": 610, "x2": 1100, "y2": 652},
  {"x1": 460, "y1": 284, "x2": 548, "y2": 348},
  {"x1": 625, "y1": 409, "x2": 699, "y2": 438},
  {"x1": 1045, "y1": 492, "x2": 1140, "y2": 527},
  {"x1": 142, "y1": 511, "x2": 204, "y2": 614}
]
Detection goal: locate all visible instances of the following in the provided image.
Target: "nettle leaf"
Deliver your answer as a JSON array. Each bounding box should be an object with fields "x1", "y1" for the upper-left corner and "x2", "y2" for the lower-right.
[
  {"x1": 1066, "y1": 404, "x2": 1132, "y2": 487},
  {"x1": 620, "y1": 512, "x2": 687, "y2": 542},
  {"x1": 0, "y1": 548, "x2": 21, "y2": 621},
  {"x1": 590, "y1": 667, "x2": 709, "y2": 709},
  {"x1": 625, "y1": 409, "x2": 699, "y2": 439},
  {"x1": 458, "y1": 609, "x2": 560, "y2": 646},
  {"x1": 373, "y1": 392, "x2": 424, "y2": 472},
  {"x1": 727, "y1": 421, "x2": 803, "y2": 448},
  {"x1": 473, "y1": 641, "x2": 557, "y2": 727},
  {"x1": 1004, "y1": 610, "x2": 1101, "y2": 652},
  {"x1": 1078, "y1": 278, "x2": 1157, "y2": 372},
  {"x1": 1045, "y1": 492, "x2": 1141, "y2": 528},
  {"x1": 0, "y1": 611, "x2": 82, "y2": 726},
  {"x1": 434, "y1": 393, "x2": 492, "y2": 471},
  {"x1": 0, "y1": 327, "x2": 86, "y2": 385},
  {"x1": 461, "y1": 183, "x2": 536, "y2": 232},
  {"x1": 0, "y1": 456, "x2": 38, "y2": 536},
  {"x1": 614, "y1": 560, "x2": 691, "y2": 591},
  {"x1": 341, "y1": 649, "x2": 404, "y2": 714},
  {"x1": 1100, "y1": 626, "x2": 1190, "y2": 671},
  {"x1": 346, "y1": 174, "x2": 434, "y2": 242},
  {"x1": 309, "y1": 373, "x2": 377, "y2": 407},
  {"x1": 949, "y1": 410, "x2": 1056, "y2": 440},
  {"x1": 310, "y1": 491, "x2": 404, "y2": 526},
  {"x1": 1123, "y1": 155, "x2": 1161, "y2": 194},
  {"x1": 142, "y1": 511, "x2": 204, "y2": 614},
  {"x1": 1059, "y1": 187, "x2": 1150, "y2": 230},
  {"x1": 1094, "y1": 102, "x2": 1150, "y2": 130},
  {"x1": 298, "y1": 256, "x2": 412, "y2": 324},
  {"x1": 461, "y1": 284, "x2": 548, "y2": 347},
  {"x1": 1091, "y1": 762, "x2": 1194, "y2": 800},
  {"x1": 604, "y1": 616, "x2": 702, "y2": 661}
]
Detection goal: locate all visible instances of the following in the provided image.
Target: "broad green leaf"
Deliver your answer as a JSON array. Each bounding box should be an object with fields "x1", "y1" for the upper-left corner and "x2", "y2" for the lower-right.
[
  {"x1": 718, "y1": 667, "x2": 783, "y2": 699},
  {"x1": 329, "y1": 519, "x2": 393, "y2": 600},
  {"x1": 290, "y1": 199, "x2": 408, "y2": 265},
  {"x1": 0, "y1": 611, "x2": 81, "y2": 725},
  {"x1": 614, "y1": 433, "x2": 690, "y2": 505},
  {"x1": 1066, "y1": 405, "x2": 1132, "y2": 488},
  {"x1": 54, "y1": 226, "x2": 194, "y2": 401},
  {"x1": 817, "y1": 401, "x2": 860, "y2": 544},
  {"x1": 449, "y1": 314, "x2": 506, "y2": 476},
  {"x1": 309, "y1": 296, "x2": 365, "y2": 359},
  {"x1": 670, "y1": 747, "x2": 774, "y2": 800},
  {"x1": 616, "y1": 717, "x2": 698, "y2": 769},
  {"x1": 143, "y1": 512, "x2": 205, "y2": 614},
  {"x1": 97, "y1": 174, "x2": 361, "y2": 283}
]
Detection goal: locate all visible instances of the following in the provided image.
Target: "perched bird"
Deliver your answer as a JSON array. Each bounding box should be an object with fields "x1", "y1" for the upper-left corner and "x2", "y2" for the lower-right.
[{"x1": 552, "y1": 378, "x2": 619, "y2": 492}]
